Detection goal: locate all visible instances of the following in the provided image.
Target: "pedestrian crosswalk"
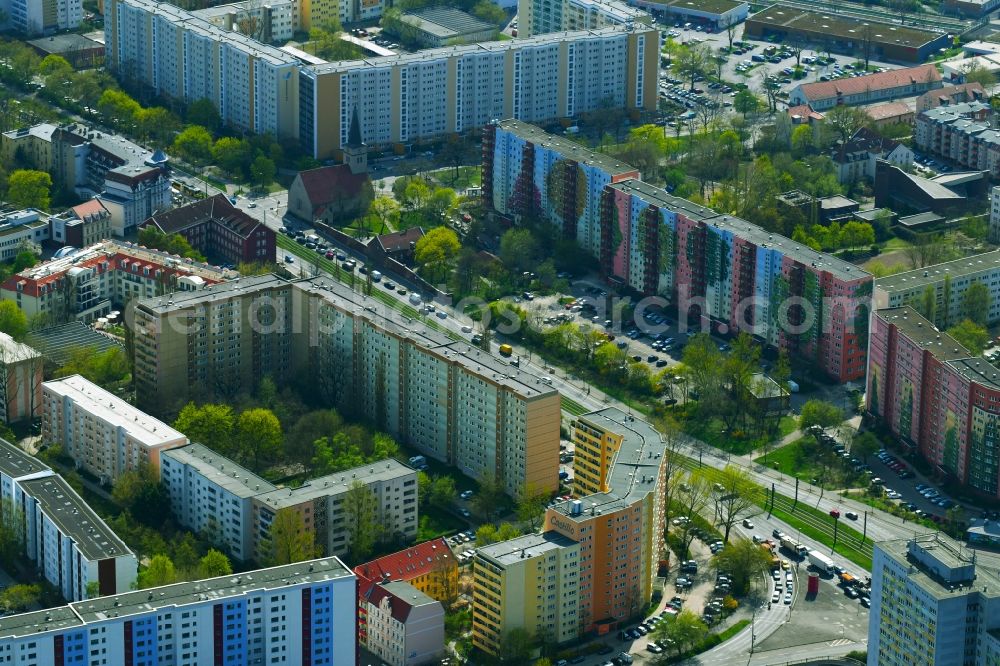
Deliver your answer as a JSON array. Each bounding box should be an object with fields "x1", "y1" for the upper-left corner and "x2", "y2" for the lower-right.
[{"x1": 829, "y1": 638, "x2": 854, "y2": 647}]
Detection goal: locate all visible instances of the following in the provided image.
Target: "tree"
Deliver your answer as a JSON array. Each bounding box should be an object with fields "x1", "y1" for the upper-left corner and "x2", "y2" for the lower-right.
[
  {"x1": 800, "y1": 399, "x2": 844, "y2": 431},
  {"x1": 401, "y1": 179, "x2": 431, "y2": 211},
  {"x1": 428, "y1": 187, "x2": 457, "y2": 218},
  {"x1": 675, "y1": 43, "x2": 710, "y2": 91},
  {"x1": 138, "y1": 555, "x2": 177, "y2": 589},
  {"x1": 415, "y1": 226, "x2": 461, "y2": 282},
  {"x1": 852, "y1": 431, "x2": 880, "y2": 463},
  {"x1": 677, "y1": 471, "x2": 712, "y2": 557},
  {"x1": 471, "y1": 0, "x2": 506, "y2": 24},
  {"x1": 53, "y1": 346, "x2": 130, "y2": 389},
  {"x1": 428, "y1": 476, "x2": 458, "y2": 510},
  {"x1": 368, "y1": 196, "x2": 400, "y2": 233},
  {"x1": 112, "y1": 464, "x2": 170, "y2": 524},
  {"x1": 0, "y1": 584, "x2": 40, "y2": 612},
  {"x1": 173, "y1": 125, "x2": 214, "y2": 165},
  {"x1": 472, "y1": 473, "x2": 508, "y2": 520},
  {"x1": 839, "y1": 221, "x2": 875, "y2": 250},
  {"x1": 38, "y1": 54, "x2": 72, "y2": 77},
  {"x1": 516, "y1": 484, "x2": 549, "y2": 531},
  {"x1": 948, "y1": 319, "x2": 990, "y2": 355},
  {"x1": 708, "y1": 466, "x2": 762, "y2": 543},
  {"x1": 235, "y1": 408, "x2": 282, "y2": 472},
  {"x1": 904, "y1": 233, "x2": 953, "y2": 269},
  {"x1": 197, "y1": 549, "x2": 233, "y2": 579},
  {"x1": 7, "y1": 169, "x2": 51, "y2": 210},
  {"x1": 173, "y1": 403, "x2": 236, "y2": 455},
  {"x1": 0, "y1": 301, "x2": 28, "y2": 340},
  {"x1": 0, "y1": 497, "x2": 25, "y2": 567},
  {"x1": 265, "y1": 508, "x2": 317, "y2": 565},
  {"x1": 344, "y1": 480, "x2": 377, "y2": 562},
  {"x1": 250, "y1": 156, "x2": 276, "y2": 191},
  {"x1": 499, "y1": 228, "x2": 541, "y2": 274},
  {"x1": 97, "y1": 89, "x2": 140, "y2": 131},
  {"x1": 137, "y1": 226, "x2": 206, "y2": 262},
  {"x1": 712, "y1": 538, "x2": 771, "y2": 595},
  {"x1": 135, "y1": 107, "x2": 180, "y2": 146},
  {"x1": 212, "y1": 137, "x2": 253, "y2": 179},
  {"x1": 475, "y1": 522, "x2": 521, "y2": 546},
  {"x1": 962, "y1": 59, "x2": 996, "y2": 92},
  {"x1": 653, "y1": 609, "x2": 708, "y2": 656},
  {"x1": 733, "y1": 89, "x2": 761, "y2": 118},
  {"x1": 824, "y1": 105, "x2": 871, "y2": 145},
  {"x1": 186, "y1": 98, "x2": 221, "y2": 132},
  {"x1": 961, "y1": 282, "x2": 991, "y2": 327},
  {"x1": 499, "y1": 628, "x2": 536, "y2": 665}
]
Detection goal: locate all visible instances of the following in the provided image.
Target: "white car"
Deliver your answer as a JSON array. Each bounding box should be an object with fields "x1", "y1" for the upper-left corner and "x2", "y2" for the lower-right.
[
  {"x1": 784, "y1": 592, "x2": 793, "y2": 605},
  {"x1": 461, "y1": 325, "x2": 473, "y2": 333},
  {"x1": 771, "y1": 590, "x2": 781, "y2": 603}
]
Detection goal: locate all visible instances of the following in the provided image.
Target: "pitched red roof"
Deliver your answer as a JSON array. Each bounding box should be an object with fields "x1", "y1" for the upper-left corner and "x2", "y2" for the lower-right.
[
  {"x1": 295, "y1": 165, "x2": 369, "y2": 209},
  {"x1": 786, "y1": 104, "x2": 824, "y2": 122},
  {"x1": 71, "y1": 199, "x2": 110, "y2": 222},
  {"x1": 375, "y1": 227, "x2": 425, "y2": 254},
  {"x1": 354, "y1": 537, "x2": 453, "y2": 596},
  {"x1": 916, "y1": 82, "x2": 985, "y2": 111},
  {"x1": 797, "y1": 64, "x2": 941, "y2": 102},
  {"x1": 144, "y1": 194, "x2": 263, "y2": 239}
]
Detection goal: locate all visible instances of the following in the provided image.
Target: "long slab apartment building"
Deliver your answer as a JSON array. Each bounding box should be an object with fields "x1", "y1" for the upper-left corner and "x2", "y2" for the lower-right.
[
  {"x1": 160, "y1": 442, "x2": 417, "y2": 562},
  {"x1": 0, "y1": 437, "x2": 137, "y2": 602},
  {"x1": 867, "y1": 306, "x2": 1000, "y2": 498},
  {"x1": 0, "y1": 557, "x2": 357, "y2": 666},
  {"x1": 473, "y1": 407, "x2": 667, "y2": 655},
  {"x1": 104, "y1": 0, "x2": 660, "y2": 158},
  {"x1": 484, "y1": 120, "x2": 872, "y2": 382},
  {"x1": 133, "y1": 274, "x2": 561, "y2": 496}
]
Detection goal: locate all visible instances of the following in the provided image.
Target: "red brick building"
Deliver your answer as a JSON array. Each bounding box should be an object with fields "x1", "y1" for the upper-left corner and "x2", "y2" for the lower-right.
[{"x1": 141, "y1": 194, "x2": 275, "y2": 265}]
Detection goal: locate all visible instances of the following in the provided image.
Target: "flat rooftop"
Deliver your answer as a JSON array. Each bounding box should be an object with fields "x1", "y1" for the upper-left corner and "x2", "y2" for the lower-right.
[
  {"x1": 549, "y1": 407, "x2": 664, "y2": 521},
  {"x1": 162, "y1": 443, "x2": 276, "y2": 499},
  {"x1": 496, "y1": 119, "x2": 637, "y2": 177},
  {"x1": 0, "y1": 606, "x2": 83, "y2": 640},
  {"x1": 0, "y1": 437, "x2": 50, "y2": 481},
  {"x1": 477, "y1": 531, "x2": 578, "y2": 566},
  {"x1": 877, "y1": 535, "x2": 1000, "y2": 601},
  {"x1": 254, "y1": 459, "x2": 414, "y2": 510},
  {"x1": 18, "y1": 475, "x2": 131, "y2": 561},
  {"x1": 747, "y1": 4, "x2": 944, "y2": 46},
  {"x1": 380, "y1": 580, "x2": 437, "y2": 607},
  {"x1": 567, "y1": 0, "x2": 648, "y2": 21},
  {"x1": 70, "y1": 557, "x2": 352, "y2": 623},
  {"x1": 948, "y1": 357, "x2": 1000, "y2": 390},
  {"x1": 1, "y1": 123, "x2": 57, "y2": 142},
  {"x1": 875, "y1": 249, "x2": 1000, "y2": 293},
  {"x1": 44, "y1": 375, "x2": 186, "y2": 447},
  {"x1": 138, "y1": 274, "x2": 558, "y2": 399},
  {"x1": 27, "y1": 33, "x2": 102, "y2": 54},
  {"x1": 400, "y1": 7, "x2": 496, "y2": 39},
  {"x1": 610, "y1": 179, "x2": 868, "y2": 282},
  {"x1": 306, "y1": 26, "x2": 652, "y2": 75},
  {"x1": 640, "y1": 0, "x2": 746, "y2": 15},
  {"x1": 875, "y1": 307, "x2": 970, "y2": 362}
]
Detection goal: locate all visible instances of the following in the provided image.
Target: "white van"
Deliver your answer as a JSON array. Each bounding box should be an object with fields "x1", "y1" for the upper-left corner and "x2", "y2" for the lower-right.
[
  {"x1": 371, "y1": 270, "x2": 382, "y2": 282},
  {"x1": 408, "y1": 293, "x2": 421, "y2": 305}
]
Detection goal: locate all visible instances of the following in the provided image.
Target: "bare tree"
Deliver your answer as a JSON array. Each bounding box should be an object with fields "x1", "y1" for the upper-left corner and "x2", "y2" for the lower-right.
[
  {"x1": 678, "y1": 471, "x2": 712, "y2": 558},
  {"x1": 675, "y1": 43, "x2": 710, "y2": 92},
  {"x1": 904, "y1": 233, "x2": 954, "y2": 269},
  {"x1": 707, "y1": 465, "x2": 763, "y2": 543},
  {"x1": 234, "y1": 0, "x2": 267, "y2": 42},
  {"x1": 758, "y1": 73, "x2": 781, "y2": 114},
  {"x1": 725, "y1": 22, "x2": 737, "y2": 52},
  {"x1": 859, "y1": 23, "x2": 875, "y2": 72}
]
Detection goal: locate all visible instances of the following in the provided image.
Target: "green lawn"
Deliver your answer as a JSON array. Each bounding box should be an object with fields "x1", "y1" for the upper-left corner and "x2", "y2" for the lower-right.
[
  {"x1": 416, "y1": 507, "x2": 465, "y2": 541},
  {"x1": 562, "y1": 396, "x2": 588, "y2": 416},
  {"x1": 427, "y1": 165, "x2": 482, "y2": 190},
  {"x1": 881, "y1": 237, "x2": 913, "y2": 251},
  {"x1": 764, "y1": 437, "x2": 869, "y2": 490},
  {"x1": 682, "y1": 416, "x2": 796, "y2": 456}
]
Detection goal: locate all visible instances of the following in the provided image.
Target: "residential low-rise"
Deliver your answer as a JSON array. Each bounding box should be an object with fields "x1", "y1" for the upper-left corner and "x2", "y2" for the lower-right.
[
  {"x1": 360, "y1": 581, "x2": 444, "y2": 666},
  {"x1": 915, "y1": 101, "x2": 1000, "y2": 177},
  {"x1": 831, "y1": 126, "x2": 913, "y2": 184},
  {"x1": 0, "y1": 437, "x2": 136, "y2": 601},
  {"x1": 0, "y1": 557, "x2": 356, "y2": 666},
  {"x1": 160, "y1": 443, "x2": 276, "y2": 562},
  {"x1": 0, "y1": 333, "x2": 42, "y2": 424},
  {"x1": 789, "y1": 64, "x2": 943, "y2": 111},
  {"x1": 354, "y1": 538, "x2": 458, "y2": 604},
  {"x1": 872, "y1": 250, "x2": 1000, "y2": 329},
  {"x1": 0, "y1": 209, "x2": 50, "y2": 261},
  {"x1": 48, "y1": 199, "x2": 113, "y2": 249},
  {"x1": 42, "y1": 374, "x2": 188, "y2": 484},
  {"x1": 142, "y1": 194, "x2": 277, "y2": 265},
  {"x1": 0, "y1": 240, "x2": 232, "y2": 324}
]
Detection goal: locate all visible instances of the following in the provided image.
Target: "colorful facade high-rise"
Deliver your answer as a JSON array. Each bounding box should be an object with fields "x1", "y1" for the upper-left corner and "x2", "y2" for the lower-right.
[
  {"x1": 484, "y1": 121, "x2": 872, "y2": 382},
  {"x1": 867, "y1": 306, "x2": 1000, "y2": 498}
]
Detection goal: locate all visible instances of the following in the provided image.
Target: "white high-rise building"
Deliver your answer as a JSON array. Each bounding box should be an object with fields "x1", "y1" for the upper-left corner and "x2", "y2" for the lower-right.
[
  {"x1": 0, "y1": 557, "x2": 356, "y2": 666},
  {"x1": 518, "y1": 0, "x2": 648, "y2": 38},
  {"x1": 42, "y1": 374, "x2": 188, "y2": 484},
  {"x1": 868, "y1": 534, "x2": 1000, "y2": 666},
  {"x1": 1, "y1": 0, "x2": 82, "y2": 34}
]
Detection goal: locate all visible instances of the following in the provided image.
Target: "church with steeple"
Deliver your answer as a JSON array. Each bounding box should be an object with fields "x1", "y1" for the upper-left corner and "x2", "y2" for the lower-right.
[
  {"x1": 342, "y1": 107, "x2": 367, "y2": 176},
  {"x1": 286, "y1": 107, "x2": 374, "y2": 225}
]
